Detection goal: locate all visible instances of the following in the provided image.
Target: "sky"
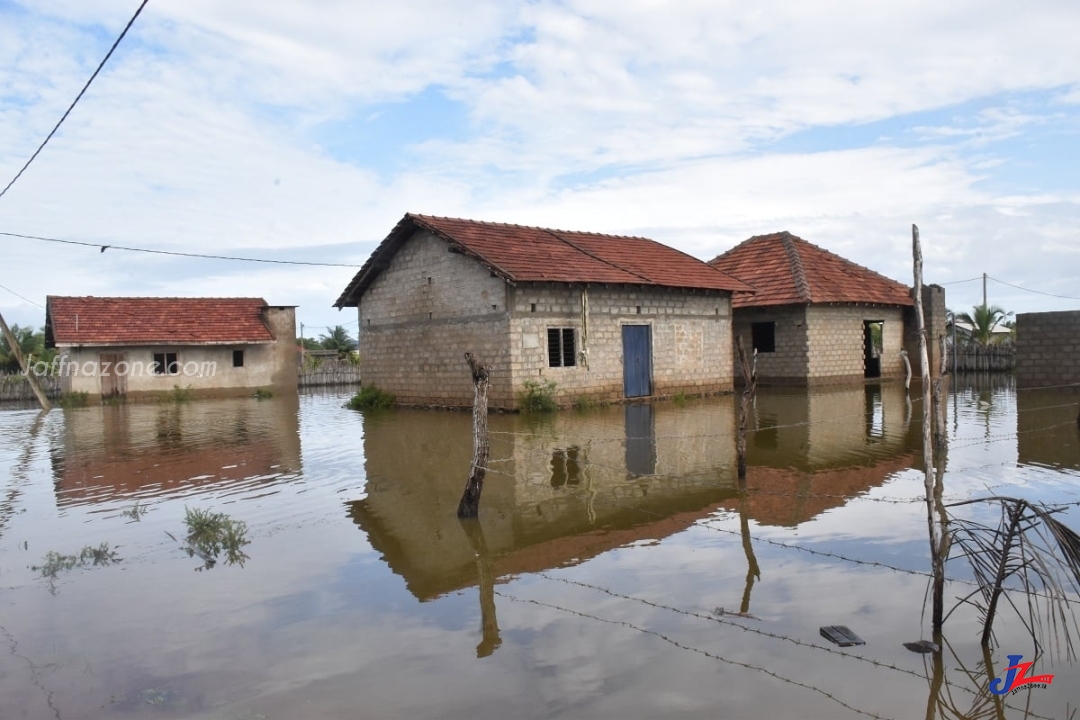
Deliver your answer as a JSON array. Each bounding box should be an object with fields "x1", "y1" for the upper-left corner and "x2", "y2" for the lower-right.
[{"x1": 1, "y1": 0, "x2": 1079, "y2": 339}]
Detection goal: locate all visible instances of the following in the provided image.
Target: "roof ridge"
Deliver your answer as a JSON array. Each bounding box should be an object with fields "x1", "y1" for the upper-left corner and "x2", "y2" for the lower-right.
[
  {"x1": 780, "y1": 233, "x2": 813, "y2": 303},
  {"x1": 544, "y1": 228, "x2": 655, "y2": 284},
  {"x1": 410, "y1": 213, "x2": 654, "y2": 242}
]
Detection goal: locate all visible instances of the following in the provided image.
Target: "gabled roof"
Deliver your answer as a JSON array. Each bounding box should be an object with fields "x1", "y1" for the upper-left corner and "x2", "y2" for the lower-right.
[
  {"x1": 335, "y1": 213, "x2": 753, "y2": 307},
  {"x1": 46, "y1": 296, "x2": 277, "y2": 347},
  {"x1": 709, "y1": 231, "x2": 914, "y2": 309}
]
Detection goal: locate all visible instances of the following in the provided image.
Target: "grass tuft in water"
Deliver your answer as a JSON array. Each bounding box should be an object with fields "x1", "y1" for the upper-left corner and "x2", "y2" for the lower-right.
[
  {"x1": 346, "y1": 385, "x2": 395, "y2": 410},
  {"x1": 519, "y1": 379, "x2": 557, "y2": 412},
  {"x1": 160, "y1": 384, "x2": 194, "y2": 403},
  {"x1": 121, "y1": 501, "x2": 148, "y2": 521},
  {"x1": 33, "y1": 543, "x2": 120, "y2": 580},
  {"x1": 253, "y1": 388, "x2": 274, "y2": 400},
  {"x1": 57, "y1": 391, "x2": 90, "y2": 408},
  {"x1": 182, "y1": 507, "x2": 250, "y2": 570}
]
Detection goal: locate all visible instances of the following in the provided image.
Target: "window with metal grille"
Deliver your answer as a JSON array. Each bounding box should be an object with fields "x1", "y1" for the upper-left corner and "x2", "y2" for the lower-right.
[
  {"x1": 233, "y1": 350, "x2": 244, "y2": 368},
  {"x1": 751, "y1": 322, "x2": 776, "y2": 353},
  {"x1": 152, "y1": 352, "x2": 179, "y2": 375},
  {"x1": 547, "y1": 328, "x2": 576, "y2": 367}
]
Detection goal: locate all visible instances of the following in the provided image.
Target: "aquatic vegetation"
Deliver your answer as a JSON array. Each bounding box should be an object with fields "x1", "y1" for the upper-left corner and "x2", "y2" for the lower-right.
[
  {"x1": 32, "y1": 543, "x2": 120, "y2": 583},
  {"x1": 253, "y1": 388, "x2": 274, "y2": 400},
  {"x1": 346, "y1": 385, "x2": 395, "y2": 410},
  {"x1": 672, "y1": 391, "x2": 688, "y2": 406},
  {"x1": 56, "y1": 390, "x2": 89, "y2": 408},
  {"x1": 181, "y1": 506, "x2": 250, "y2": 570},
  {"x1": 518, "y1": 378, "x2": 557, "y2": 412},
  {"x1": 120, "y1": 501, "x2": 148, "y2": 521},
  {"x1": 161, "y1": 384, "x2": 194, "y2": 403},
  {"x1": 572, "y1": 395, "x2": 596, "y2": 411}
]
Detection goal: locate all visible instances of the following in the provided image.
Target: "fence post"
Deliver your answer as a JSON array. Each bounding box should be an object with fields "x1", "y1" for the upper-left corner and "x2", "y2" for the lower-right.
[{"x1": 457, "y1": 353, "x2": 491, "y2": 518}]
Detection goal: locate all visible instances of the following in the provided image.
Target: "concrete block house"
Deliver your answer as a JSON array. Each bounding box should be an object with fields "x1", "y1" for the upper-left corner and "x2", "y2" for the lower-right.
[
  {"x1": 334, "y1": 213, "x2": 753, "y2": 409},
  {"x1": 45, "y1": 297, "x2": 298, "y2": 400},
  {"x1": 710, "y1": 232, "x2": 946, "y2": 385}
]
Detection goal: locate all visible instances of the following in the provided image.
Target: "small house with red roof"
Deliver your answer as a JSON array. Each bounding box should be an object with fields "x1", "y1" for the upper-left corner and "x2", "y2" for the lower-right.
[
  {"x1": 710, "y1": 232, "x2": 945, "y2": 385},
  {"x1": 45, "y1": 297, "x2": 297, "y2": 400},
  {"x1": 334, "y1": 213, "x2": 753, "y2": 409}
]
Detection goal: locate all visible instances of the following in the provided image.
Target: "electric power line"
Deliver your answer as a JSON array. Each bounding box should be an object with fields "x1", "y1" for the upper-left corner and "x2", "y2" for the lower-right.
[
  {"x1": 0, "y1": 283, "x2": 44, "y2": 309},
  {"x1": 988, "y1": 276, "x2": 1080, "y2": 302},
  {"x1": 0, "y1": 0, "x2": 151, "y2": 202},
  {"x1": 1, "y1": 232, "x2": 362, "y2": 268},
  {"x1": 939, "y1": 276, "x2": 982, "y2": 286}
]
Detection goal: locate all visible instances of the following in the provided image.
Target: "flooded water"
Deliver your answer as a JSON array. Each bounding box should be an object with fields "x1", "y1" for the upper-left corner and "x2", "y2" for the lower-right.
[{"x1": 1, "y1": 379, "x2": 1079, "y2": 719}]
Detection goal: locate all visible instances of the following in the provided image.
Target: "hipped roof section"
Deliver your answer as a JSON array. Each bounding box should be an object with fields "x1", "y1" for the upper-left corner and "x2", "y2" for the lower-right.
[
  {"x1": 46, "y1": 296, "x2": 277, "y2": 347},
  {"x1": 709, "y1": 231, "x2": 915, "y2": 309},
  {"x1": 334, "y1": 213, "x2": 754, "y2": 307}
]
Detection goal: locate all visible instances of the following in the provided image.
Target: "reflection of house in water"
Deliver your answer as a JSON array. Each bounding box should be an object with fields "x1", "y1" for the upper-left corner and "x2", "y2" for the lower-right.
[
  {"x1": 53, "y1": 396, "x2": 302, "y2": 506},
  {"x1": 1017, "y1": 390, "x2": 1080, "y2": 471},
  {"x1": 349, "y1": 385, "x2": 918, "y2": 601},
  {"x1": 733, "y1": 383, "x2": 917, "y2": 526},
  {"x1": 350, "y1": 401, "x2": 738, "y2": 602}
]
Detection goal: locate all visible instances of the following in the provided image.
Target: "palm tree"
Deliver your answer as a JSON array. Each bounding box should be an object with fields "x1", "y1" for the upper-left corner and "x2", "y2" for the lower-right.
[
  {"x1": 318, "y1": 325, "x2": 357, "y2": 357},
  {"x1": 0, "y1": 324, "x2": 49, "y2": 373},
  {"x1": 955, "y1": 304, "x2": 1012, "y2": 347}
]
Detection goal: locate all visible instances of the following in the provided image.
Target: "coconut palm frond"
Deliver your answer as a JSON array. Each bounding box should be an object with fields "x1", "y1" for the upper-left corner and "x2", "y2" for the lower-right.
[{"x1": 945, "y1": 497, "x2": 1080, "y2": 659}]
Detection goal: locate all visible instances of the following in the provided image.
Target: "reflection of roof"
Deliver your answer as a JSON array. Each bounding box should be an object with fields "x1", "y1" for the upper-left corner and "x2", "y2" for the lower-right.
[
  {"x1": 335, "y1": 213, "x2": 754, "y2": 306},
  {"x1": 724, "y1": 451, "x2": 917, "y2": 526},
  {"x1": 46, "y1": 296, "x2": 276, "y2": 347},
  {"x1": 709, "y1": 232, "x2": 914, "y2": 309}
]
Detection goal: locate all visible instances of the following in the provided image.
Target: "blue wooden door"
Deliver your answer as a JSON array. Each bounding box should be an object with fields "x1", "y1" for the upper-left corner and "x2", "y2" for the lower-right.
[{"x1": 622, "y1": 325, "x2": 652, "y2": 398}]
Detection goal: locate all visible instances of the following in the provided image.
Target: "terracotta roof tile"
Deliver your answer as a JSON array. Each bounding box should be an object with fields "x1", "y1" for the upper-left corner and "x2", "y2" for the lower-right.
[
  {"x1": 335, "y1": 213, "x2": 753, "y2": 306},
  {"x1": 709, "y1": 232, "x2": 914, "y2": 309},
  {"x1": 46, "y1": 297, "x2": 276, "y2": 346}
]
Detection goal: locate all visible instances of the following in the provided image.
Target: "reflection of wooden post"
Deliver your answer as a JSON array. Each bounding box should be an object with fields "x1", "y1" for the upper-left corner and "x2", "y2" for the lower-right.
[
  {"x1": 460, "y1": 518, "x2": 502, "y2": 658},
  {"x1": 735, "y1": 336, "x2": 756, "y2": 484},
  {"x1": 457, "y1": 353, "x2": 490, "y2": 518},
  {"x1": 912, "y1": 225, "x2": 945, "y2": 633},
  {"x1": 0, "y1": 312, "x2": 51, "y2": 412},
  {"x1": 739, "y1": 501, "x2": 760, "y2": 615}
]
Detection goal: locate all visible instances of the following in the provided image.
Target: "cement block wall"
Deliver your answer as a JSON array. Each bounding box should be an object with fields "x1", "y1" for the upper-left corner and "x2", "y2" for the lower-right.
[
  {"x1": 903, "y1": 284, "x2": 947, "y2": 377},
  {"x1": 732, "y1": 305, "x2": 809, "y2": 383},
  {"x1": 58, "y1": 342, "x2": 287, "y2": 399},
  {"x1": 806, "y1": 304, "x2": 906, "y2": 384},
  {"x1": 1016, "y1": 310, "x2": 1080, "y2": 390},
  {"x1": 509, "y1": 284, "x2": 734, "y2": 405},
  {"x1": 358, "y1": 229, "x2": 515, "y2": 406}
]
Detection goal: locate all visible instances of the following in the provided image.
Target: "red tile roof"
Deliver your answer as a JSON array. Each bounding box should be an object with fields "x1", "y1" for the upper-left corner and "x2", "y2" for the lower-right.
[
  {"x1": 335, "y1": 213, "x2": 753, "y2": 306},
  {"x1": 46, "y1": 297, "x2": 276, "y2": 346},
  {"x1": 709, "y1": 232, "x2": 914, "y2": 309}
]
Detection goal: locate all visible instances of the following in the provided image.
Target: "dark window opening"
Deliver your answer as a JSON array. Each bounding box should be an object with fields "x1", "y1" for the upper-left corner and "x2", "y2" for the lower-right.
[
  {"x1": 636, "y1": 306, "x2": 641, "y2": 314},
  {"x1": 547, "y1": 328, "x2": 576, "y2": 367},
  {"x1": 751, "y1": 322, "x2": 776, "y2": 353},
  {"x1": 233, "y1": 350, "x2": 244, "y2": 368},
  {"x1": 152, "y1": 352, "x2": 178, "y2": 375},
  {"x1": 530, "y1": 303, "x2": 536, "y2": 312}
]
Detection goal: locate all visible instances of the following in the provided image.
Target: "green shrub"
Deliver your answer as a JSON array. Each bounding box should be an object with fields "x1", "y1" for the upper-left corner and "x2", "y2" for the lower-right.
[
  {"x1": 573, "y1": 395, "x2": 596, "y2": 411},
  {"x1": 346, "y1": 385, "x2": 395, "y2": 410},
  {"x1": 57, "y1": 391, "x2": 90, "y2": 408},
  {"x1": 161, "y1": 384, "x2": 193, "y2": 403},
  {"x1": 673, "y1": 391, "x2": 688, "y2": 406},
  {"x1": 519, "y1": 379, "x2": 558, "y2": 412},
  {"x1": 183, "y1": 507, "x2": 250, "y2": 569},
  {"x1": 253, "y1": 388, "x2": 274, "y2": 400}
]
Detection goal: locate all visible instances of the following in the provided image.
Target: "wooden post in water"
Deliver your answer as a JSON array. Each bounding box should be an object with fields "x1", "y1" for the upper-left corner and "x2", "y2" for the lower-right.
[
  {"x1": 457, "y1": 353, "x2": 491, "y2": 518},
  {"x1": 735, "y1": 335, "x2": 757, "y2": 485},
  {"x1": 0, "y1": 311, "x2": 51, "y2": 412},
  {"x1": 912, "y1": 224, "x2": 945, "y2": 633}
]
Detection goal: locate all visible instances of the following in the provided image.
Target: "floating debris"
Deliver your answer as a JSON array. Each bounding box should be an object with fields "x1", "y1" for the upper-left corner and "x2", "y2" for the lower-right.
[
  {"x1": 819, "y1": 625, "x2": 865, "y2": 647},
  {"x1": 903, "y1": 640, "x2": 940, "y2": 654}
]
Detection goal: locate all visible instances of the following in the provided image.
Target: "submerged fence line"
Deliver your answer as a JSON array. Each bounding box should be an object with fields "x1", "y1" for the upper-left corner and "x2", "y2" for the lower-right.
[
  {"x1": 0, "y1": 373, "x2": 60, "y2": 402},
  {"x1": 298, "y1": 359, "x2": 361, "y2": 388},
  {"x1": 951, "y1": 345, "x2": 1015, "y2": 373}
]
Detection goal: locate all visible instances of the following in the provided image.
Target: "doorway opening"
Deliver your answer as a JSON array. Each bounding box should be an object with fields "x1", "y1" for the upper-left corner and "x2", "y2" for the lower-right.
[{"x1": 863, "y1": 321, "x2": 883, "y2": 379}]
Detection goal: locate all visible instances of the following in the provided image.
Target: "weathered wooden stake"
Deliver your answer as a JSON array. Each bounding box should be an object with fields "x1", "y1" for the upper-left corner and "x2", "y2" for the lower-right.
[
  {"x1": 735, "y1": 335, "x2": 757, "y2": 485},
  {"x1": 0, "y1": 311, "x2": 51, "y2": 412},
  {"x1": 457, "y1": 353, "x2": 490, "y2": 518},
  {"x1": 912, "y1": 224, "x2": 945, "y2": 633},
  {"x1": 899, "y1": 349, "x2": 911, "y2": 391}
]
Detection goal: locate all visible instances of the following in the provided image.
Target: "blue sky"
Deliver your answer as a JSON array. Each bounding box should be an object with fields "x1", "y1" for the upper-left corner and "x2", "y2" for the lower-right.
[{"x1": 1, "y1": 0, "x2": 1079, "y2": 336}]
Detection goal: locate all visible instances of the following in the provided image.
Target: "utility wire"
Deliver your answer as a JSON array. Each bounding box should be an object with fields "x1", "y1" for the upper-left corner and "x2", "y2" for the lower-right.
[
  {"x1": 0, "y1": 0, "x2": 151, "y2": 202},
  {"x1": 0, "y1": 282, "x2": 44, "y2": 309},
  {"x1": 939, "y1": 276, "x2": 982, "y2": 286},
  {"x1": 1, "y1": 232, "x2": 362, "y2": 268},
  {"x1": 988, "y1": 276, "x2": 1080, "y2": 302}
]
